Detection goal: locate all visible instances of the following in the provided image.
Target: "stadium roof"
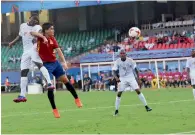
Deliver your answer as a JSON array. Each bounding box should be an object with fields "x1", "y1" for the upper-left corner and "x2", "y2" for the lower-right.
[{"x1": 1, "y1": 0, "x2": 132, "y2": 14}]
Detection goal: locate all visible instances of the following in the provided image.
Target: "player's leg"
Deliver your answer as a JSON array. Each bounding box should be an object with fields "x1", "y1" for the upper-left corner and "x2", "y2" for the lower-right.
[
  {"x1": 114, "y1": 81, "x2": 127, "y2": 116},
  {"x1": 41, "y1": 62, "x2": 59, "y2": 118},
  {"x1": 13, "y1": 53, "x2": 30, "y2": 103},
  {"x1": 31, "y1": 50, "x2": 54, "y2": 90},
  {"x1": 53, "y1": 61, "x2": 82, "y2": 107},
  {"x1": 190, "y1": 78, "x2": 195, "y2": 99},
  {"x1": 114, "y1": 90, "x2": 123, "y2": 116},
  {"x1": 130, "y1": 78, "x2": 152, "y2": 112}
]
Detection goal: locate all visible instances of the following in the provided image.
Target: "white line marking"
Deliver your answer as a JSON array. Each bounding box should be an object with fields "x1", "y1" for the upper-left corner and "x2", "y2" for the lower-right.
[
  {"x1": 170, "y1": 130, "x2": 195, "y2": 134},
  {"x1": 1, "y1": 99, "x2": 194, "y2": 118}
]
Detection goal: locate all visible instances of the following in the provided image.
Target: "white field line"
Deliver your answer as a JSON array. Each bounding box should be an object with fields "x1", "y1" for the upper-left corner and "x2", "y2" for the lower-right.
[
  {"x1": 169, "y1": 130, "x2": 195, "y2": 134},
  {"x1": 1, "y1": 99, "x2": 194, "y2": 118}
]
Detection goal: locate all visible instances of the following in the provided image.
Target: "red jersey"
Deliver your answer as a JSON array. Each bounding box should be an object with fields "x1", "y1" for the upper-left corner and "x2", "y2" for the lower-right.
[
  {"x1": 142, "y1": 73, "x2": 148, "y2": 80},
  {"x1": 139, "y1": 73, "x2": 143, "y2": 79},
  {"x1": 181, "y1": 71, "x2": 188, "y2": 81},
  {"x1": 162, "y1": 72, "x2": 168, "y2": 80},
  {"x1": 37, "y1": 37, "x2": 59, "y2": 62},
  {"x1": 174, "y1": 71, "x2": 181, "y2": 80},
  {"x1": 167, "y1": 72, "x2": 174, "y2": 81},
  {"x1": 147, "y1": 73, "x2": 155, "y2": 81},
  {"x1": 158, "y1": 72, "x2": 163, "y2": 79}
]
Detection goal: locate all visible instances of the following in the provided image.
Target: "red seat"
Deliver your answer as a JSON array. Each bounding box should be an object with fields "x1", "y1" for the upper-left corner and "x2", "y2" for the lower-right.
[{"x1": 190, "y1": 43, "x2": 194, "y2": 48}]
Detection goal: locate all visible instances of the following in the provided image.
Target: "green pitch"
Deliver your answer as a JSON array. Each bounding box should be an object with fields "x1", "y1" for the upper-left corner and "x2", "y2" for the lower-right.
[{"x1": 2, "y1": 88, "x2": 195, "y2": 134}]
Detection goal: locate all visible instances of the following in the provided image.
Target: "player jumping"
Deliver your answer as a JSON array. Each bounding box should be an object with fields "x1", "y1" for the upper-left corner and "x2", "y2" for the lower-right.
[
  {"x1": 112, "y1": 50, "x2": 152, "y2": 116},
  {"x1": 9, "y1": 15, "x2": 55, "y2": 103},
  {"x1": 37, "y1": 22, "x2": 82, "y2": 118},
  {"x1": 186, "y1": 49, "x2": 195, "y2": 99}
]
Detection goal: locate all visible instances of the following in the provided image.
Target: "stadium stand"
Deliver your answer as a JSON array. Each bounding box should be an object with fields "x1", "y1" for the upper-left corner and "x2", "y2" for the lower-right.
[{"x1": 1, "y1": 29, "x2": 113, "y2": 71}]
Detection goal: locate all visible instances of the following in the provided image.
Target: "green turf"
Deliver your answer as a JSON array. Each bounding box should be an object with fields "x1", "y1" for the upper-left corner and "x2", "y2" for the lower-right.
[{"x1": 1, "y1": 88, "x2": 195, "y2": 134}]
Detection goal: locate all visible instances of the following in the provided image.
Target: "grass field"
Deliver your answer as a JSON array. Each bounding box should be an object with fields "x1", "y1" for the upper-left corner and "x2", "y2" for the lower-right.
[{"x1": 1, "y1": 88, "x2": 195, "y2": 134}]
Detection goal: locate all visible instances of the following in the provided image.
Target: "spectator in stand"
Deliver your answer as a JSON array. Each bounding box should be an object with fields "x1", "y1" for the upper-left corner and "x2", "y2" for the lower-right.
[
  {"x1": 145, "y1": 40, "x2": 155, "y2": 50},
  {"x1": 143, "y1": 34, "x2": 149, "y2": 41},
  {"x1": 113, "y1": 42, "x2": 120, "y2": 52}
]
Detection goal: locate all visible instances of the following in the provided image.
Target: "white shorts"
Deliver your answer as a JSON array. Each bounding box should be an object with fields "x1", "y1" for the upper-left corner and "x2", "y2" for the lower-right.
[
  {"x1": 21, "y1": 48, "x2": 43, "y2": 70},
  {"x1": 190, "y1": 77, "x2": 195, "y2": 85},
  {"x1": 118, "y1": 77, "x2": 139, "y2": 92}
]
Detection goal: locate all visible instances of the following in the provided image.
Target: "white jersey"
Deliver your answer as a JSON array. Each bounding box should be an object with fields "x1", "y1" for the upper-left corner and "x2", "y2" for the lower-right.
[
  {"x1": 19, "y1": 23, "x2": 42, "y2": 52},
  {"x1": 186, "y1": 57, "x2": 195, "y2": 78},
  {"x1": 113, "y1": 57, "x2": 136, "y2": 79}
]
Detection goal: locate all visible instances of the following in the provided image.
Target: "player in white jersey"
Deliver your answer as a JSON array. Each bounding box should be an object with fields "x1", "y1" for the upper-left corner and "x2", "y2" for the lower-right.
[
  {"x1": 186, "y1": 49, "x2": 195, "y2": 99},
  {"x1": 9, "y1": 15, "x2": 54, "y2": 103},
  {"x1": 112, "y1": 50, "x2": 152, "y2": 116}
]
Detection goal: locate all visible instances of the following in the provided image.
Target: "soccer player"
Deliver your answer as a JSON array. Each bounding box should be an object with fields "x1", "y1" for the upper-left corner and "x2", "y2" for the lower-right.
[
  {"x1": 186, "y1": 49, "x2": 195, "y2": 99},
  {"x1": 113, "y1": 50, "x2": 152, "y2": 116},
  {"x1": 9, "y1": 15, "x2": 54, "y2": 102},
  {"x1": 37, "y1": 23, "x2": 82, "y2": 118},
  {"x1": 181, "y1": 68, "x2": 189, "y2": 87},
  {"x1": 174, "y1": 68, "x2": 181, "y2": 87}
]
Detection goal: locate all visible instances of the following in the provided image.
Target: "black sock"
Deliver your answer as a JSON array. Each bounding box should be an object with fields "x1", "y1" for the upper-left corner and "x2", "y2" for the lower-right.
[
  {"x1": 65, "y1": 82, "x2": 78, "y2": 99},
  {"x1": 47, "y1": 90, "x2": 56, "y2": 109}
]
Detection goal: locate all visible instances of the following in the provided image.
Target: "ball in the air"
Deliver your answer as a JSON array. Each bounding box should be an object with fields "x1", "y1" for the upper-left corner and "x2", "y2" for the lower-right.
[{"x1": 128, "y1": 27, "x2": 141, "y2": 38}]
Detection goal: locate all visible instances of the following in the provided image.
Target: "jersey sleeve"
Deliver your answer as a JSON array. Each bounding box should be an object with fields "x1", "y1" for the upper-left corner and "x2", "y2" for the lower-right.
[
  {"x1": 186, "y1": 59, "x2": 190, "y2": 68},
  {"x1": 52, "y1": 37, "x2": 59, "y2": 49},
  {"x1": 131, "y1": 59, "x2": 137, "y2": 69},
  {"x1": 19, "y1": 24, "x2": 23, "y2": 36},
  {"x1": 112, "y1": 60, "x2": 118, "y2": 70},
  {"x1": 32, "y1": 25, "x2": 42, "y2": 33}
]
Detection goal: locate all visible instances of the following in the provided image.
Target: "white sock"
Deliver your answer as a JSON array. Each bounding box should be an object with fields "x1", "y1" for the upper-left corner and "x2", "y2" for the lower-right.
[
  {"x1": 20, "y1": 77, "x2": 28, "y2": 97},
  {"x1": 193, "y1": 89, "x2": 195, "y2": 99},
  {"x1": 138, "y1": 93, "x2": 147, "y2": 106},
  {"x1": 40, "y1": 66, "x2": 52, "y2": 84},
  {"x1": 115, "y1": 96, "x2": 121, "y2": 110}
]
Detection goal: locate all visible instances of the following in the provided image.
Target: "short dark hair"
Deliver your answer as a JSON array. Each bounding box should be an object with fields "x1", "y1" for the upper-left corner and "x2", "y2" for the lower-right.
[
  {"x1": 30, "y1": 15, "x2": 39, "y2": 25},
  {"x1": 42, "y1": 23, "x2": 53, "y2": 33}
]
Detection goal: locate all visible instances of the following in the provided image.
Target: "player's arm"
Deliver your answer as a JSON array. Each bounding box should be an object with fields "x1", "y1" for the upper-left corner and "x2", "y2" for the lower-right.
[
  {"x1": 9, "y1": 35, "x2": 21, "y2": 48},
  {"x1": 112, "y1": 61, "x2": 120, "y2": 82},
  {"x1": 56, "y1": 48, "x2": 68, "y2": 70},
  {"x1": 30, "y1": 31, "x2": 48, "y2": 43},
  {"x1": 186, "y1": 60, "x2": 190, "y2": 78}
]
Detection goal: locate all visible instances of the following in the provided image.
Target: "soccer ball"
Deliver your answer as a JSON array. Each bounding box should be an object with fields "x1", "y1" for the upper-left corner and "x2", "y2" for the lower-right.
[{"x1": 128, "y1": 27, "x2": 141, "y2": 38}]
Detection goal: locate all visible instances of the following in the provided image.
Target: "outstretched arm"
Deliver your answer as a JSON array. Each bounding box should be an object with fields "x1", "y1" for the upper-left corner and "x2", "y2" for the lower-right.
[
  {"x1": 112, "y1": 70, "x2": 120, "y2": 82},
  {"x1": 9, "y1": 35, "x2": 21, "y2": 48}
]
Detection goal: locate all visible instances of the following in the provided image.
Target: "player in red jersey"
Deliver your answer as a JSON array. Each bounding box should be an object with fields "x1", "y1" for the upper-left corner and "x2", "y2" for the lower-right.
[
  {"x1": 142, "y1": 70, "x2": 149, "y2": 88},
  {"x1": 167, "y1": 69, "x2": 175, "y2": 88},
  {"x1": 173, "y1": 68, "x2": 181, "y2": 87},
  {"x1": 37, "y1": 23, "x2": 82, "y2": 118},
  {"x1": 138, "y1": 70, "x2": 144, "y2": 88},
  {"x1": 181, "y1": 68, "x2": 189, "y2": 87},
  {"x1": 147, "y1": 69, "x2": 155, "y2": 88}
]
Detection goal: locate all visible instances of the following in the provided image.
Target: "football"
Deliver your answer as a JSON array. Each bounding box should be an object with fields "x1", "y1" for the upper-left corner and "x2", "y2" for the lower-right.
[{"x1": 128, "y1": 27, "x2": 141, "y2": 38}]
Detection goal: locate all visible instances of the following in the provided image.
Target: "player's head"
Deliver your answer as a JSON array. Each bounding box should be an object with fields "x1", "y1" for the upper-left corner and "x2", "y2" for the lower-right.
[
  {"x1": 28, "y1": 15, "x2": 39, "y2": 26},
  {"x1": 175, "y1": 68, "x2": 178, "y2": 71},
  {"x1": 191, "y1": 49, "x2": 195, "y2": 57},
  {"x1": 119, "y1": 49, "x2": 126, "y2": 61},
  {"x1": 42, "y1": 23, "x2": 54, "y2": 37},
  {"x1": 183, "y1": 67, "x2": 186, "y2": 71}
]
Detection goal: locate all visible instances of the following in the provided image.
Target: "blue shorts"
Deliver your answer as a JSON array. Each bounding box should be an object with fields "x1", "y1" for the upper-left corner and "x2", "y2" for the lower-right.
[{"x1": 43, "y1": 61, "x2": 65, "y2": 80}]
